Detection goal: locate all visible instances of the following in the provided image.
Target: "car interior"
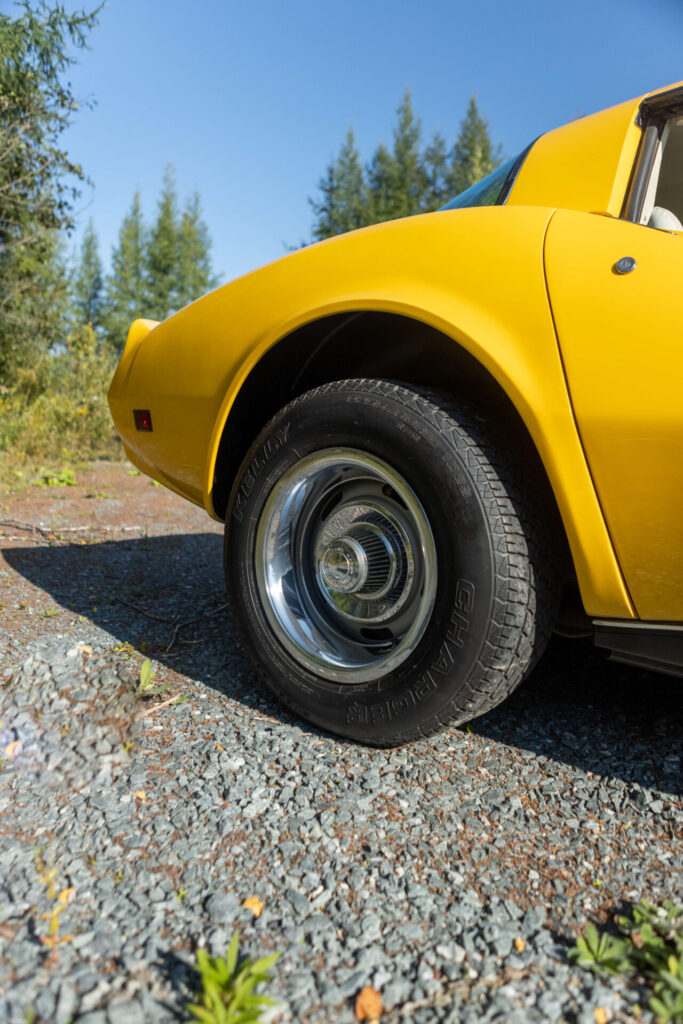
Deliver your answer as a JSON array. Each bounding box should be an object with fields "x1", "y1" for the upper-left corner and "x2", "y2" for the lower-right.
[{"x1": 641, "y1": 115, "x2": 683, "y2": 230}]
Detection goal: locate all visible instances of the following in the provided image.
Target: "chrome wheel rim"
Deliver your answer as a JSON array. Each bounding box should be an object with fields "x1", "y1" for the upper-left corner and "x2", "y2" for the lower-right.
[{"x1": 255, "y1": 448, "x2": 437, "y2": 683}]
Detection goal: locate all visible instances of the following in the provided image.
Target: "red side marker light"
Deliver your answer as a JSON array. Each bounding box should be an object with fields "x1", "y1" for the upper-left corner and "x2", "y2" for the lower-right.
[{"x1": 133, "y1": 409, "x2": 153, "y2": 431}]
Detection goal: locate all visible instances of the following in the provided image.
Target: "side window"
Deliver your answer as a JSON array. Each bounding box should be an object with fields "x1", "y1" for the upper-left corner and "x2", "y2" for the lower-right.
[{"x1": 642, "y1": 117, "x2": 683, "y2": 230}]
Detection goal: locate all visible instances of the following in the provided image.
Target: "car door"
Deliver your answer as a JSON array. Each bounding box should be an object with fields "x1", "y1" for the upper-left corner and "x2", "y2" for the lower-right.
[{"x1": 544, "y1": 209, "x2": 683, "y2": 621}]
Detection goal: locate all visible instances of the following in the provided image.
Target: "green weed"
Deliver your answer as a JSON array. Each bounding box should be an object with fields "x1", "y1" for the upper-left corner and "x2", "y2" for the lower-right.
[
  {"x1": 37, "y1": 468, "x2": 76, "y2": 487},
  {"x1": 569, "y1": 899, "x2": 683, "y2": 1023},
  {"x1": 186, "y1": 931, "x2": 281, "y2": 1024},
  {"x1": 135, "y1": 658, "x2": 170, "y2": 698}
]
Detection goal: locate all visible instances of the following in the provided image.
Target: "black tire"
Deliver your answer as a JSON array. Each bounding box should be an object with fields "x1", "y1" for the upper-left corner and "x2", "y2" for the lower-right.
[{"x1": 224, "y1": 379, "x2": 560, "y2": 745}]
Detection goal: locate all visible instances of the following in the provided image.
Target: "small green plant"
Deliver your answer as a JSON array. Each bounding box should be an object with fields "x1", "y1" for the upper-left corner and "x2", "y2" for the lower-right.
[
  {"x1": 136, "y1": 658, "x2": 170, "y2": 698},
  {"x1": 38, "y1": 468, "x2": 76, "y2": 487},
  {"x1": 186, "y1": 931, "x2": 281, "y2": 1024},
  {"x1": 569, "y1": 922, "x2": 629, "y2": 975},
  {"x1": 570, "y1": 899, "x2": 683, "y2": 1024}
]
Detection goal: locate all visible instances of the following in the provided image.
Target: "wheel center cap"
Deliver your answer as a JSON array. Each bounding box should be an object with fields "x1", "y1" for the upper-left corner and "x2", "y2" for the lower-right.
[{"x1": 319, "y1": 538, "x2": 368, "y2": 594}]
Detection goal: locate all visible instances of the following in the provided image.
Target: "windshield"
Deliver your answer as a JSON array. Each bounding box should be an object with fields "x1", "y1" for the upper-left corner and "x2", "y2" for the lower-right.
[{"x1": 439, "y1": 147, "x2": 529, "y2": 211}]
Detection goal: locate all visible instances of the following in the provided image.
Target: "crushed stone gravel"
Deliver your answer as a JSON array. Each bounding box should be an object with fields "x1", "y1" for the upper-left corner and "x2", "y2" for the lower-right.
[{"x1": 0, "y1": 465, "x2": 681, "y2": 1023}]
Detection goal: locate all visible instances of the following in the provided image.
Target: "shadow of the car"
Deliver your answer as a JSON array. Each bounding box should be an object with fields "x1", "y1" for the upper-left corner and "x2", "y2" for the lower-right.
[{"x1": 3, "y1": 535, "x2": 680, "y2": 796}]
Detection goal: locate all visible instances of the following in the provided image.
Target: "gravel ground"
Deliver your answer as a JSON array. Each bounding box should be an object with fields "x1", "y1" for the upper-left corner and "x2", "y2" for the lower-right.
[{"x1": 0, "y1": 464, "x2": 681, "y2": 1024}]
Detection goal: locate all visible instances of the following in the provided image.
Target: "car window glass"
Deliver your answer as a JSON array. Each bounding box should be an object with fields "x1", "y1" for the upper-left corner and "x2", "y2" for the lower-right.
[{"x1": 439, "y1": 154, "x2": 519, "y2": 211}]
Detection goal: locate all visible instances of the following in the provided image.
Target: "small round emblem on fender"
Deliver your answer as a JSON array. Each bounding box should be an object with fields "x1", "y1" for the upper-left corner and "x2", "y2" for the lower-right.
[{"x1": 614, "y1": 256, "x2": 637, "y2": 275}]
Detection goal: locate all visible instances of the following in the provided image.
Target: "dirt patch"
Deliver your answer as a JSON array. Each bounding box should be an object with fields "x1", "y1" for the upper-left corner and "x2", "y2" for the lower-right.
[{"x1": 0, "y1": 460, "x2": 223, "y2": 683}]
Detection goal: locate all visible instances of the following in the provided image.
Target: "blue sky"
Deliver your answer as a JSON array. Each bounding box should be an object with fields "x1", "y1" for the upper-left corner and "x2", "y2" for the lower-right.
[{"x1": 15, "y1": 0, "x2": 683, "y2": 284}]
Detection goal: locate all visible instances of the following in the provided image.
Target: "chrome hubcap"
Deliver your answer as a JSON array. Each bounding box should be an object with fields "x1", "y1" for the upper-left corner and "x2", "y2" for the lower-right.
[{"x1": 255, "y1": 448, "x2": 437, "y2": 683}]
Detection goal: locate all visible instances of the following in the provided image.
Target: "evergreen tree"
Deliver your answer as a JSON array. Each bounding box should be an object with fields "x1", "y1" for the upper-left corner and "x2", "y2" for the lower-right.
[
  {"x1": 422, "y1": 131, "x2": 449, "y2": 210},
  {"x1": 145, "y1": 165, "x2": 180, "y2": 321},
  {"x1": 0, "y1": 0, "x2": 99, "y2": 383},
  {"x1": 101, "y1": 191, "x2": 147, "y2": 350},
  {"x1": 448, "y1": 95, "x2": 502, "y2": 197},
  {"x1": 71, "y1": 218, "x2": 103, "y2": 329},
  {"x1": 310, "y1": 129, "x2": 370, "y2": 241},
  {"x1": 390, "y1": 89, "x2": 425, "y2": 219},
  {"x1": 367, "y1": 142, "x2": 397, "y2": 224},
  {"x1": 176, "y1": 192, "x2": 217, "y2": 309},
  {"x1": 308, "y1": 91, "x2": 502, "y2": 239}
]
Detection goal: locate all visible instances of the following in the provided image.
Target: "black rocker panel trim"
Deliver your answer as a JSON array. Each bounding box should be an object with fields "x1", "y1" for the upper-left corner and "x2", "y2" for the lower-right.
[{"x1": 593, "y1": 620, "x2": 683, "y2": 679}]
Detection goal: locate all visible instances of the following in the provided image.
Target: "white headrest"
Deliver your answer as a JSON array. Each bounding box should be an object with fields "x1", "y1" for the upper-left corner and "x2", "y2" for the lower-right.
[{"x1": 648, "y1": 206, "x2": 683, "y2": 231}]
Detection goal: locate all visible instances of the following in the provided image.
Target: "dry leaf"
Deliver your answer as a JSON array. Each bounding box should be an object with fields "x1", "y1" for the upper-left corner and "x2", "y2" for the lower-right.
[
  {"x1": 243, "y1": 896, "x2": 264, "y2": 918},
  {"x1": 132, "y1": 790, "x2": 146, "y2": 802},
  {"x1": 4, "y1": 740, "x2": 22, "y2": 760},
  {"x1": 514, "y1": 936, "x2": 526, "y2": 952},
  {"x1": 58, "y1": 887, "x2": 75, "y2": 905},
  {"x1": 0, "y1": 922, "x2": 19, "y2": 941},
  {"x1": 594, "y1": 1009, "x2": 608, "y2": 1024},
  {"x1": 355, "y1": 985, "x2": 382, "y2": 1021}
]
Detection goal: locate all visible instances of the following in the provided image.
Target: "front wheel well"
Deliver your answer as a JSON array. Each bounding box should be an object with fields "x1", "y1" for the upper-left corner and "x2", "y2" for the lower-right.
[{"x1": 211, "y1": 310, "x2": 569, "y2": 571}]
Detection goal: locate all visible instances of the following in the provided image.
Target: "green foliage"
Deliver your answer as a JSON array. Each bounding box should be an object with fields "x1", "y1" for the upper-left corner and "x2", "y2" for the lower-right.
[
  {"x1": 176, "y1": 191, "x2": 218, "y2": 309},
  {"x1": 136, "y1": 658, "x2": 167, "y2": 697},
  {"x1": 447, "y1": 95, "x2": 502, "y2": 197},
  {"x1": 0, "y1": 0, "x2": 100, "y2": 385},
  {"x1": 568, "y1": 922, "x2": 630, "y2": 976},
  {"x1": 391, "y1": 89, "x2": 426, "y2": 219},
  {"x1": 124, "y1": 167, "x2": 217, "y2": 328},
  {"x1": 187, "y1": 931, "x2": 281, "y2": 1024},
  {"x1": 0, "y1": 322, "x2": 118, "y2": 476},
  {"x1": 311, "y1": 129, "x2": 370, "y2": 241},
  {"x1": 309, "y1": 89, "x2": 502, "y2": 240},
  {"x1": 569, "y1": 899, "x2": 683, "y2": 1023},
  {"x1": 38, "y1": 468, "x2": 76, "y2": 487},
  {"x1": 70, "y1": 218, "x2": 103, "y2": 331},
  {"x1": 101, "y1": 191, "x2": 147, "y2": 351},
  {"x1": 145, "y1": 165, "x2": 180, "y2": 322}
]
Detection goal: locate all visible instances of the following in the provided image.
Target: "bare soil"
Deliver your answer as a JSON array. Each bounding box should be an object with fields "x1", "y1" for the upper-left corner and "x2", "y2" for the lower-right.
[{"x1": 0, "y1": 460, "x2": 224, "y2": 691}]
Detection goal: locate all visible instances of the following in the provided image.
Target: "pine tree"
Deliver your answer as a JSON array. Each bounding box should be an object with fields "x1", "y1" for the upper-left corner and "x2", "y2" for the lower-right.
[
  {"x1": 391, "y1": 89, "x2": 425, "y2": 219},
  {"x1": 101, "y1": 191, "x2": 147, "y2": 351},
  {"x1": 0, "y1": 1, "x2": 99, "y2": 384},
  {"x1": 367, "y1": 143, "x2": 397, "y2": 224},
  {"x1": 448, "y1": 95, "x2": 502, "y2": 197},
  {"x1": 176, "y1": 192, "x2": 217, "y2": 309},
  {"x1": 145, "y1": 165, "x2": 179, "y2": 321},
  {"x1": 310, "y1": 129, "x2": 370, "y2": 241},
  {"x1": 422, "y1": 131, "x2": 449, "y2": 210},
  {"x1": 71, "y1": 218, "x2": 103, "y2": 330},
  {"x1": 309, "y1": 91, "x2": 502, "y2": 239}
]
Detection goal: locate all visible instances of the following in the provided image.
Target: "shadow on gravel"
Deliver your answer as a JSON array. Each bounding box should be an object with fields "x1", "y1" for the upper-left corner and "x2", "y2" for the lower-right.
[
  {"x1": 4, "y1": 534, "x2": 681, "y2": 796},
  {"x1": 473, "y1": 634, "x2": 682, "y2": 798}
]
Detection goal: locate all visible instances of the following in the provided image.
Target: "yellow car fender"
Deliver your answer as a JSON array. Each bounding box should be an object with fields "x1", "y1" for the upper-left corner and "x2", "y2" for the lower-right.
[{"x1": 108, "y1": 205, "x2": 634, "y2": 619}]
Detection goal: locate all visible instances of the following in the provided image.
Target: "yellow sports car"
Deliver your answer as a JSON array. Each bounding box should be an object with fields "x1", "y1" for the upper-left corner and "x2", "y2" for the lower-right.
[{"x1": 109, "y1": 82, "x2": 683, "y2": 744}]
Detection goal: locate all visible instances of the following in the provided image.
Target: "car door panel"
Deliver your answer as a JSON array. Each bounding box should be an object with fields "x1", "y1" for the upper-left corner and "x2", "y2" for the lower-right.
[{"x1": 544, "y1": 209, "x2": 683, "y2": 620}]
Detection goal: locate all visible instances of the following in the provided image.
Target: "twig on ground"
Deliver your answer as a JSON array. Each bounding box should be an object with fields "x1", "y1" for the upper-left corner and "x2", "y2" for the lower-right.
[
  {"x1": 137, "y1": 693, "x2": 186, "y2": 718},
  {"x1": 0, "y1": 519, "x2": 53, "y2": 537},
  {"x1": 116, "y1": 597, "x2": 175, "y2": 625},
  {"x1": 165, "y1": 602, "x2": 229, "y2": 651}
]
